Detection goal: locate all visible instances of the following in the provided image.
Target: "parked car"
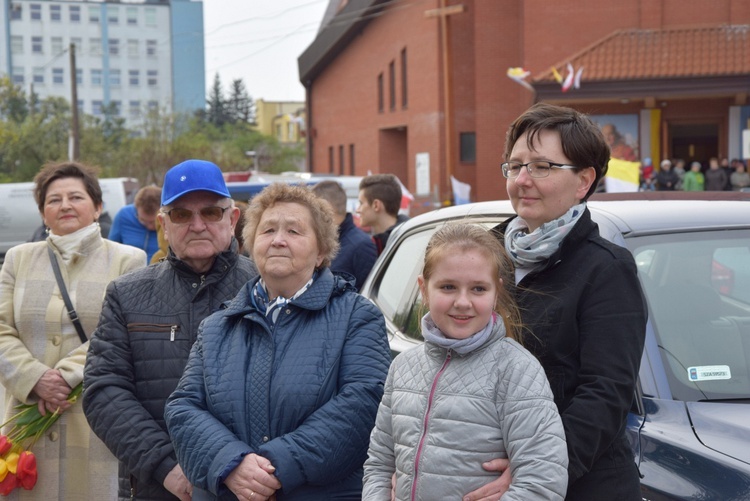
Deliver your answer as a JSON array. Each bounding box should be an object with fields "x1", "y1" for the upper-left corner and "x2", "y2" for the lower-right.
[{"x1": 360, "y1": 191, "x2": 750, "y2": 500}]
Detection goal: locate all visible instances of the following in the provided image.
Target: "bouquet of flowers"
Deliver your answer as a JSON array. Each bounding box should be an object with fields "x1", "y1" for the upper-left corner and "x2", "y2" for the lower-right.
[{"x1": 0, "y1": 383, "x2": 82, "y2": 495}]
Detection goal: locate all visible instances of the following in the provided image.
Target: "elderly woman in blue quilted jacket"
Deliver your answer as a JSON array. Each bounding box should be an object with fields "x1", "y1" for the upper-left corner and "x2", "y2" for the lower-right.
[{"x1": 165, "y1": 183, "x2": 391, "y2": 501}]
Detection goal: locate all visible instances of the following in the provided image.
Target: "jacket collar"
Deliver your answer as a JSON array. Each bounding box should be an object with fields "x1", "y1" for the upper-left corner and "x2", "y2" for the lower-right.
[
  {"x1": 167, "y1": 237, "x2": 241, "y2": 280},
  {"x1": 223, "y1": 267, "x2": 354, "y2": 319}
]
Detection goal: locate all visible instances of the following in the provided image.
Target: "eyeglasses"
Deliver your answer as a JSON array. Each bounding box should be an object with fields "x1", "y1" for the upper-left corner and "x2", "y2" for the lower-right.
[
  {"x1": 501, "y1": 161, "x2": 578, "y2": 179},
  {"x1": 162, "y1": 206, "x2": 230, "y2": 224}
]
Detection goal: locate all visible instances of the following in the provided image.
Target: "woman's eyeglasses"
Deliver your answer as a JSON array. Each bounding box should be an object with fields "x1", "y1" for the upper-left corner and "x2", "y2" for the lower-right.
[
  {"x1": 501, "y1": 161, "x2": 577, "y2": 179},
  {"x1": 162, "y1": 206, "x2": 230, "y2": 224}
]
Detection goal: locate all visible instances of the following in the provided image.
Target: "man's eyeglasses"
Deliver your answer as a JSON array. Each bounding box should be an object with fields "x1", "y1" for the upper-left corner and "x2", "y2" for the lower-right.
[
  {"x1": 501, "y1": 161, "x2": 578, "y2": 179},
  {"x1": 162, "y1": 206, "x2": 230, "y2": 224}
]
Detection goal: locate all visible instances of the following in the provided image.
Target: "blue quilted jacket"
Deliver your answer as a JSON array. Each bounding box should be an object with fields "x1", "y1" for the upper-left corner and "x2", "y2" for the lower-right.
[{"x1": 165, "y1": 268, "x2": 391, "y2": 500}]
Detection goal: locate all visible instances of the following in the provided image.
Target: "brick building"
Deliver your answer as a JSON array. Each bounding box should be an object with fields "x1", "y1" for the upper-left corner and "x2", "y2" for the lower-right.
[{"x1": 299, "y1": 0, "x2": 750, "y2": 207}]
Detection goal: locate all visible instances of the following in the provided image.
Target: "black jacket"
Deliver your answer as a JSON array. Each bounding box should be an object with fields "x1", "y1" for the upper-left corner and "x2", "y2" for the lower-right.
[
  {"x1": 372, "y1": 214, "x2": 409, "y2": 256},
  {"x1": 499, "y1": 209, "x2": 646, "y2": 498},
  {"x1": 83, "y1": 240, "x2": 257, "y2": 500}
]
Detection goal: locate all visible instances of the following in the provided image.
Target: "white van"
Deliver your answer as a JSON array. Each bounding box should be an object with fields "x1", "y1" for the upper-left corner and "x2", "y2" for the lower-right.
[{"x1": 0, "y1": 177, "x2": 139, "y2": 265}]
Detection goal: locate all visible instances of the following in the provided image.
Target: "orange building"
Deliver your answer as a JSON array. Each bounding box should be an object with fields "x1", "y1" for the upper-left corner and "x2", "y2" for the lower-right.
[{"x1": 299, "y1": 0, "x2": 750, "y2": 208}]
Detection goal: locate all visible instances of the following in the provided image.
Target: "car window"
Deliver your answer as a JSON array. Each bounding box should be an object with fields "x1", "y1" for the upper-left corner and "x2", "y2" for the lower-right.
[
  {"x1": 629, "y1": 229, "x2": 750, "y2": 402},
  {"x1": 373, "y1": 229, "x2": 433, "y2": 340}
]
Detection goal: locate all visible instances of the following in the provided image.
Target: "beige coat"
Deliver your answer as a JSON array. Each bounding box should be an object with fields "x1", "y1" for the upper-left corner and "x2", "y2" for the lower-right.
[{"x1": 0, "y1": 231, "x2": 145, "y2": 500}]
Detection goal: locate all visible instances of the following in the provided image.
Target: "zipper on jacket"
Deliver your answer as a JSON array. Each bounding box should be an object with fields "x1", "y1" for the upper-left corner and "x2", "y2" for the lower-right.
[
  {"x1": 411, "y1": 350, "x2": 452, "y2": 501},
  {"x1": 126, "y1": 323, "x2": 180, "y2": 339}
]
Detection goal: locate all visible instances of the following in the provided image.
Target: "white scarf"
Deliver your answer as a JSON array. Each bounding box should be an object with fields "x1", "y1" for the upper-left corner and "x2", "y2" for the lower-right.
[{"x1": 48, "y1": 223, "x2": 100, "y2": 264}]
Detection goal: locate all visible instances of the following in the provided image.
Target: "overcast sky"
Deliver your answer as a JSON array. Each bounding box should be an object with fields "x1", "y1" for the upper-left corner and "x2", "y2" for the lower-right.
[{"x1": 203, "y1": 0, "x2": 329, "y2": 102}]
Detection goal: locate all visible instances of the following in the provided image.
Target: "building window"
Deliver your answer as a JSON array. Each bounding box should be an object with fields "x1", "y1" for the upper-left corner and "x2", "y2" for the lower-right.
[
  {"x1": 109, "y1": 39, "x2": 119, "y2": 56},
  {"x1": 76, "y1": 68, "x2": 83, "y2": 85},
  {"x1": 129, "y1": 100, "x2": 141, "y2": 118},
  {"x1": 147, "y1": 70, "x2": 157, "y2": 86},
  {"x1": 12, "y1": 67, "x2": 24, "y2": 84},
  {"x1": 339, "y1": 145, "x2": 345, "y2": 175},
  {"x1": 77, "y1": 100, "x2": 84, "y2": 112},
  {"x1": 10, "y1": 4, "x2": 21, "y2": 21},
  {"x1": 89, "y1": 6, "x2": 99, "y2": 23},
  {"x1": 50, "y1": 5, "x2": 61, "y2": 22},
  {"x1": 127, "y1": 39, "x2": 139, "y2": 57},
  {"x1": 129, "y1": 70, "x2": 139, "y2": 86},
  {"x1": 145, "y1": 7, "x2": 156, "y2": 27},
  {"x1": 90, "y1": 38, "x2": 101, "y2": 56},
  {"x1": 33, "y1": 68, "x2": 44, "y2": 85},
  {"x1": 401, "y1": 48, "x2": 408, "y2": 109},
  {"x1": 11, "y1": 36, "x2": 23, "y2": 55},
  {"x1": 328, "y1": 146, "x2": 334, "y2": 174},
  {"x1": 108, "y1": 7, "x2": 118, "y2": 25},
  {"x1": 91, "y1": 69, "x2": 102, "y2": 86},
  {"x1": 69, "y1": 5, "x2": 80, "y2": 22},
  {"x1": 288, "y1": 122, "x2": 295, "y2": 141},
  {"x1": 71, "y1": 37, "x2": 82, "y2": 54},
  {"x1": 126, "y1": 7, "x2": 137, "y2": 26},
  {"x1": 92, "y1": 100, "x2": 103, "y2": 116},
  {"x1": 389, "y1": 60, "x2": 396, "y2": 111},
  {"x1": 349, "y1": 144, "x2": 355, "y2": 175},
  {"x1": 32, "y1": 36, "x2": 43, "y2": 54},
  {"x1": 377, "y1": 73, "x2": 384, "y2": 113},
  {"x1": 146, "y1": 40, "x2": 157, "y2": 56},
  {"x1": 110, "y1": 69, "x2": 121, "y2": 86},
  {"x1": 51, "y1": 37, "x2": 63, "y2": 56},
  {"x1": 52, "y1": 68, "x2": 64, "y2": 84},
  {"x1": 30, "y1": 3, "x2": 41, "y2": 21},
  {"x1": 459, "y1": 132, "x2": 476, "y2": 163}
]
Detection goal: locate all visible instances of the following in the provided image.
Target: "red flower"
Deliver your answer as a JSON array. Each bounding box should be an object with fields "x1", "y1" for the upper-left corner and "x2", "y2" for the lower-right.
[
  {"x1": 0, "y1": 472, "x2": 17, "y2": 496},
  {"x1": 16, "y1": 452, "x2": 37, "y2": 491},
  {"x1": 0, "y1": 437, "x2": 10, "y2": 457}
]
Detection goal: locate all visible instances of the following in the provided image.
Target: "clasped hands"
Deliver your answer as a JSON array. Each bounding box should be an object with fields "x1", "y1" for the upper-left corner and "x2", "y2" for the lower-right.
[
  {"x1": 32, "y1": 369, "x2": 73, "y2": 416},
  {"x1": 225, "y1": 453, "x2": 281, "y2": 501}
]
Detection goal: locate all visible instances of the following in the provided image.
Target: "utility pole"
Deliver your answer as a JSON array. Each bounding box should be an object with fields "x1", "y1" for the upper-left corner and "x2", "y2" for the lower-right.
[
  {"x1": 425, "y1": 2, "x2": 464, "y2": 200},
  {"x1": 69, "y1": 42, "x2": 80, "y2": 161}
]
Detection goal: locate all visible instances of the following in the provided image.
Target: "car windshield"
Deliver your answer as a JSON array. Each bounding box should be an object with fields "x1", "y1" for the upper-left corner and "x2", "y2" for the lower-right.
[{"x1": 628, "y1": 229, "x2": 750, "y2": 402}]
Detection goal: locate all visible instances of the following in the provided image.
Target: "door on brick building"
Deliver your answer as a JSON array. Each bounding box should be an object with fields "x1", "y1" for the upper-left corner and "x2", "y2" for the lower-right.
[
  {"x1": 669, "y1": 123, "x2": 719, "y2": 167},
  {"x1": 379, "y1": 127, "x2": 408, "y2": 185}
]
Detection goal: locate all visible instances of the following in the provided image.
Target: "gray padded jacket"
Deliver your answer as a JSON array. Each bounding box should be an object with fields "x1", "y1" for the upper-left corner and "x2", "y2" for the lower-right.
[{"x1": 363, "y1": 322, "x2": 568, "y2": 501}]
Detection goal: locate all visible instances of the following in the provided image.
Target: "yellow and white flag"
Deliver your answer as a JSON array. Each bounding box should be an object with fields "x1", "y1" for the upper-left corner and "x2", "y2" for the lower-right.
[{"x1": 604, "y1": 158, "x2": 640, "y2": 192}]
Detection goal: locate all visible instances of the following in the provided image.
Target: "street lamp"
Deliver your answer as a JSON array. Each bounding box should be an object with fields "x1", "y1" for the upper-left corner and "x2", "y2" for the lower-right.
[{"x1": 245, "y1": 150, "x2": 258, "y2": 172}]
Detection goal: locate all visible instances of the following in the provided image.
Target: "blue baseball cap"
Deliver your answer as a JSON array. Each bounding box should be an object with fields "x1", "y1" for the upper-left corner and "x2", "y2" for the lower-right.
[{"x1": 161, "y1": 159, "x2": 230, "y2": 206}]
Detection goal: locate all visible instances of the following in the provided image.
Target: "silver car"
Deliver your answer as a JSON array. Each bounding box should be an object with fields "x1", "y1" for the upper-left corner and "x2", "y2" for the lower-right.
[{"x1": 360, "y1": 191, "x2": 750, "y2": 500}]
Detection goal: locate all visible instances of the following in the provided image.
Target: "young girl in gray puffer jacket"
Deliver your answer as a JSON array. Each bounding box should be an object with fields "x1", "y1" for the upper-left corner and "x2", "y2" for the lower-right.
[{"x1": 363, "y1": 223, "x2": 568, "y2": 501}]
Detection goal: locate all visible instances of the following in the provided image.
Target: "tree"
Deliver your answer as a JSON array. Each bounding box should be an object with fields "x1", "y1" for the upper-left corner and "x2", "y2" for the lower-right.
[
  {"x1": 0, "y1": 76, "x2": 28, "y2": 123},
  {"x1": 205, "y1": 73, "x2": 229, "y2": 127},
  {"x1": 227, "y1": 79, "x2": 255, "y2": 125}
]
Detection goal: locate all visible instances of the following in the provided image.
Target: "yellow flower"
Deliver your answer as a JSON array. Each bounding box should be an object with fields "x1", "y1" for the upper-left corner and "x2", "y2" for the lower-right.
[
  {"x1": 5, "y1": 452, "x2": 19, "y2": 475},
  {"x1": 0, "y1": 458, "x2": 8, "y2": 482}
]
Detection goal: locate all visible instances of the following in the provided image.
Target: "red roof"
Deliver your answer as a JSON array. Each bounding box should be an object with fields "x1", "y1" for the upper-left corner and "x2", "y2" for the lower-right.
[{"x1": 534, "y1": 25, "x2": 750, "y2": 83}]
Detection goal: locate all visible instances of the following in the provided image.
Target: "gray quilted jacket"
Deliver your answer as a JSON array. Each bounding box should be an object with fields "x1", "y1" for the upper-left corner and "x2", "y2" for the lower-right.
[
  {"x1": 363, "y1": 322, "x2": 568, "y2": 500},
  {"x1": 83, "y1": 241, "x2": 257, "y2": 500}
]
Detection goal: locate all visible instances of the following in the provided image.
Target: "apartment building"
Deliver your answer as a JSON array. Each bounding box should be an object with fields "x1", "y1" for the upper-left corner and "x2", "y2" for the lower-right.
[{"x1": 0, "y1": 0, "x2": 204, "y2": 127}]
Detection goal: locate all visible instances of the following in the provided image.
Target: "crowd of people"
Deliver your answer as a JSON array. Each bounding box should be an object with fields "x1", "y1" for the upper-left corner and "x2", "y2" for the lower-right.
[
  {"x1": 0, "y1": 103, "x2": 650, "y2": 500},
  {"x1": 641, "y1": 156, "x2": 750, "y2": 192}
]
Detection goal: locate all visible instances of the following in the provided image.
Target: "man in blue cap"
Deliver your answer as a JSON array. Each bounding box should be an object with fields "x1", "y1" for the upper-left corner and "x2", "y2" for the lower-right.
[{"x1": 84, "y1": 160, "x2": 257, "y2": 500}]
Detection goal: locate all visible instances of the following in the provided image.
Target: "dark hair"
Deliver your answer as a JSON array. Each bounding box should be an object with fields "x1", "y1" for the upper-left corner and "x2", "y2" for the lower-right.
[
  {"x1": 243, "y1": 183, "x2": 339, "y2": 268},
  {"x1": 359, "y1": 174, "x2": 402, "y2": 216},
  {"x1": 422, "y1": 223, "x2": 523, "y2": 343},
  {"x1": 311, "y1": 180, "x2": 347, "y2": 215},
  {"x1": 33, "y1": 161, "x2": 103, "y2": 213},
  {"x1": 134, "y1": 186, "x2": 162, "y2": 214},
  {"x1": 504, "y1": 103, "x2": 609, "y2": 201}
]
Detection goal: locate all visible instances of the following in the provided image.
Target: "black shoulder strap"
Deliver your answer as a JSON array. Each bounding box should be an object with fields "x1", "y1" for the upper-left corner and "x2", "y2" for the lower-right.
[{"x1": 47, "y1": 246, "x2": 88, "y2": 344}]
